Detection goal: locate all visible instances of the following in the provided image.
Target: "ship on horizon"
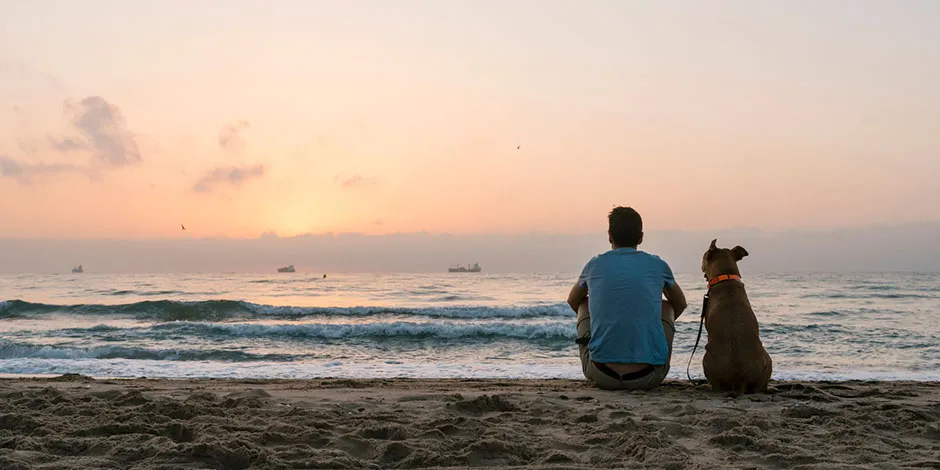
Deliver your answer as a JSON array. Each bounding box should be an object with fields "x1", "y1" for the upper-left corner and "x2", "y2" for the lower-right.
[
  {"x1": 448, "y1": 263, "x2": 481, "y2": 273},
  {"x1": 277, "y1": 264, "x2": 295, "y2": 273},
  {"x1": 71, "y1": 264, "x2": 83, "y2": 274}
]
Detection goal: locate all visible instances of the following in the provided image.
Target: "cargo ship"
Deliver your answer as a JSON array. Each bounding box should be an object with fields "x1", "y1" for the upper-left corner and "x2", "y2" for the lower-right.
[{"x1": 448, "y1": 263, "x2": 481, "y2": 273}]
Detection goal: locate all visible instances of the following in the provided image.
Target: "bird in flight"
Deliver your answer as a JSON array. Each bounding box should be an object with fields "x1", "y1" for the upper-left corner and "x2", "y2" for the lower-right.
[
  {"x1": 181, "y1": 224, "x2": 186, "y2": 231},
  {"x1": 517, "y1": 145, "x2": 521, "y2": 150}
]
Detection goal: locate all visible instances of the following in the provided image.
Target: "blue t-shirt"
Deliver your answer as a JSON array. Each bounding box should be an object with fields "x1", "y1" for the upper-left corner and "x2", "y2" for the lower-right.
[{"x1": 578, "y1": 247, "x2": 676, "y2": 365}]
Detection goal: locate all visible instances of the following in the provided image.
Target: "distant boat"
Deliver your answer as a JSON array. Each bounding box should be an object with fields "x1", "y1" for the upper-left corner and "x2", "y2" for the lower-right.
[
  {"x1": 277, "y1": 265, "x2": 295, "y2": 273},
  {"x1": 448, "y1": 263, "x2": 481, "y2": 273},
  {"x1": 71, "y1": 264, "x2": 83, "y2": 274}
]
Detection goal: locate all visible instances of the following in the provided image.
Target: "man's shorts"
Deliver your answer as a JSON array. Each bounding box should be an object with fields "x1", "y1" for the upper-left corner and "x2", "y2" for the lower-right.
[{"x1": 576, "y1": 305, "x2": 675, "y2": 390}]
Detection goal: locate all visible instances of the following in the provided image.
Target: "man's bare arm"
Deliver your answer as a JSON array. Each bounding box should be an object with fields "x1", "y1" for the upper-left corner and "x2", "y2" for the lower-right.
[
  {"x1": 663, "y1": 282, "x2": 688, "y2": 319},
  {"x1": 567, "y1": 282, "x2": 587, "y2": 313}
]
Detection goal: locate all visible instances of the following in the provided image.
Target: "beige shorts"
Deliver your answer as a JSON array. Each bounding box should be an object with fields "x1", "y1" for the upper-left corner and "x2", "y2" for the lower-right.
[{"x1": 576, "y1": 306, "x2": 675, "y2": 390}]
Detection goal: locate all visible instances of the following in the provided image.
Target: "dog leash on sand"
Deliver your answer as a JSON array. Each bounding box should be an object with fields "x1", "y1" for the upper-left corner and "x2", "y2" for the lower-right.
[{"x1": 686, "y1": 292, "x2": 709, "y2": 385}]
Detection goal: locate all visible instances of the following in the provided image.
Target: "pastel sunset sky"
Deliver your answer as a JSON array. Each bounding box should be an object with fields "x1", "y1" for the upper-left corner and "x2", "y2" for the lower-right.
[{"x1": 2, "y1": 0, "x2": 939, "y2": 239}]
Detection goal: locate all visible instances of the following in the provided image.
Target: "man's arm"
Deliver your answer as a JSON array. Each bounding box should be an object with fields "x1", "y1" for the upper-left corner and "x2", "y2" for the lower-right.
[
  {"x1": 568, "y1": 257, "x2": 594, "y2": 313},
  {"x1": 663, "y1": 282, "x2": 688, "y2": 319},
  {"x1": 567, "y1": 282, "x2": 587, "y2": 313}
]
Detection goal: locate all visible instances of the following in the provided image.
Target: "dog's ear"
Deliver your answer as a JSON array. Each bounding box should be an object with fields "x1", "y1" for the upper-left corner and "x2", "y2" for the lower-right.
[
  {"x1": 709, "y1": 239, "x2": 718, "y2": 251},
  {"x1": 731, "y1": 246, "x2": 749, "y2": 261}
]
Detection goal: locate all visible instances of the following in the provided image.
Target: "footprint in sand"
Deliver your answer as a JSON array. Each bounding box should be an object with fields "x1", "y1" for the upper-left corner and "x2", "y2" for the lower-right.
[
  {"x1": 449, "y1": 394, "x2": 517, "y2": 415},
  {"x1": 332, "y1": 435, "x2": 373, "y2": 456},
  {"x1": 185, "y1": 391, "x2": 219, "y2": 402},
  {"x1": 221, "y1": 388, "x2": 271, "y2": 408}
]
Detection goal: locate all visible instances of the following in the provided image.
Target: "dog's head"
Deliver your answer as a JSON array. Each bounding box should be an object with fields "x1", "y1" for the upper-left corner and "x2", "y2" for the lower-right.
[{"x1": 702, "y1": 239, "x2": 748, "y2": 281}]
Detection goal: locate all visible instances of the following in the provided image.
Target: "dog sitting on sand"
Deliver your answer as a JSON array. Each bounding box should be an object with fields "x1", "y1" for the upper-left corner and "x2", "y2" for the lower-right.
[{"x1": 700, "y1": 239, "x2": 772, "y2": 394}]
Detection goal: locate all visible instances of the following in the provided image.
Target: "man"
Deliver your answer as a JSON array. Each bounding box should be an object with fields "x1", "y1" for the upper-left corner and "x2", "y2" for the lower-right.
[{"x1": 567, "y1": 207, "x2": 687, "y2": 390}]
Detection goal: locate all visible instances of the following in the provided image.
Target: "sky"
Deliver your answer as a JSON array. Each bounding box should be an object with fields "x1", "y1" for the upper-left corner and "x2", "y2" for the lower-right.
[{"x1": 2, "y1": 0, "x2": 940, "y2": 240}]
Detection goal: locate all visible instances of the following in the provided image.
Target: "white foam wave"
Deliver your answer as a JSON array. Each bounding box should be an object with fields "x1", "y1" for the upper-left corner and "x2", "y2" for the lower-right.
[
  {"x1": 240, "y1": 303, "x2": 573, "y2": 319},
  {"x1": 159, "y1": 320, "x2": 576, "y2": 340},
  {"x1": 0, "y1": 340, "x2": 284, "y2": 361},
  {"x1": 0, "y1": 341, "x2": 127, "y2": 360},
  {"x1": 2, "y1": 359, "x2": 940, "y2": 382}
]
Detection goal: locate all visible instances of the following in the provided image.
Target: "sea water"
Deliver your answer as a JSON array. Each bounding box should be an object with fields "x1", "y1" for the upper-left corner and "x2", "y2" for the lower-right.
[{"x1": 1, "y1": 272, "x2": 938, "y2": 381}]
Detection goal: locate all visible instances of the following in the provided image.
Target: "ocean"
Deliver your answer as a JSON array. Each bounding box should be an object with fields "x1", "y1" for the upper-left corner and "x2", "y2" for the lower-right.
[{"x1": 1, "y1": 272, "x2": 938, "y2": 381}]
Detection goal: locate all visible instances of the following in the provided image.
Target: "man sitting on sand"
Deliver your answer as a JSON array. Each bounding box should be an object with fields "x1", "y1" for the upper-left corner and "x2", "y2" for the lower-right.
[{"x1": 567, "y1": 207, "x2": 687, "y2": 390}]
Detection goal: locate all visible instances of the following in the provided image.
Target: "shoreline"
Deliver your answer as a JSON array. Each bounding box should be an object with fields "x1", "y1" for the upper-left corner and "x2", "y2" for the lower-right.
[
  {"x1": 1, "y1": 376, "x2": 938, "y2": 469},
  {"x1": 3, "y1": 374, "x2": 940, "y2": 384},
  {"x1": 5, "y1": 371, "x2": 940, "y2": 382}
]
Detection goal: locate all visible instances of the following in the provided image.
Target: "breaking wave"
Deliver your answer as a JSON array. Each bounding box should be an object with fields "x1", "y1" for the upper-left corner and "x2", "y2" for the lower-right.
[{"x1": 0, "y1": 299, "x2": 571, "y2": 321}]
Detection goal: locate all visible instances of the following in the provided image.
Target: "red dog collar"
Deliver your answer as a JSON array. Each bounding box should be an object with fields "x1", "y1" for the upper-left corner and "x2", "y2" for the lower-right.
[{"x1": 707, "y1": 274, "x2": 742, "y2": 288}]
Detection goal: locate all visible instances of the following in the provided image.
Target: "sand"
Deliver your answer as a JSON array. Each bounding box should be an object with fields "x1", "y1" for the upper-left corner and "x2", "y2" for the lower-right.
[{"x1": 0, "y1": 376, "x2": 938, "y2": 469}]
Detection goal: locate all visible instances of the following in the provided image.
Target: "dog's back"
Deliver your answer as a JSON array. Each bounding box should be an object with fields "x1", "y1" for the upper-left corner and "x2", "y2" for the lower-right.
[
  {"x1": 700, "y1": 240, "x2": 772, "y2": 394},
  {"x1": 703, "y1": 283, "x2": 772, "y2": 394}
]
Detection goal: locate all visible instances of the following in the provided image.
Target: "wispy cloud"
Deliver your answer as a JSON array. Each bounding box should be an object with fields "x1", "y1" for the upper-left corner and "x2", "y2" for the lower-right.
[
  {"x1": 2, "y1": 97, "x2": 141, "y2": 184},
  {"x1": 218, "y1": 120, "x2": 250, "y2": 153},
  {"x1": 47, "y1": 96, "x2": 142, "y2": 166},
  {"x1": 193, "y1": 164, "x2": 266, "y2": 193},
  {"x1": 0, "y1": 155, "x2": 84, "y2": 183},
  {"x1": 335, "y1": 173, "x2": 379, "y2": 189},
  {"x1": 18, "y1": 139, "x2": 40, "y2": 156},
  {"x1": 48, "y1": 136, "x2": 88, "y2": 152}
]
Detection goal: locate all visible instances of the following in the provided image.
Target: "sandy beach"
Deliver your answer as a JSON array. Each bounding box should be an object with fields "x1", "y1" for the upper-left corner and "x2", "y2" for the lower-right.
[{"x1": 0, "y1": 376, "x2": 937, "y2": 469}]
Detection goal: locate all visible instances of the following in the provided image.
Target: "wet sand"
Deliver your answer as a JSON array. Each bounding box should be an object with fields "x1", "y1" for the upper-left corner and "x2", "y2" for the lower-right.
[{"x1": 1, "y1": 376, "x2": 938, "y2": 469}]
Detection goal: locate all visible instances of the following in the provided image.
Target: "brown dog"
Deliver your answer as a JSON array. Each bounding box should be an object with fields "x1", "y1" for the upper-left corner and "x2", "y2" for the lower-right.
[{"x1": 700, "y1": 239, "x2": 772, "y2": 394}]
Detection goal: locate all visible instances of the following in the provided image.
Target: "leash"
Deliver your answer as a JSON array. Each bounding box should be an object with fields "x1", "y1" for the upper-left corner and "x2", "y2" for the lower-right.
[{"x1": 686, "y1": 292, "x2": 709, "y2": 385}]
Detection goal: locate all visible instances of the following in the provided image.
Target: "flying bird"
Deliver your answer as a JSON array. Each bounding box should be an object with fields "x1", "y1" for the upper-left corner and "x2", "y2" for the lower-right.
[
  {"x1": 181, "y1": 224, "x2": 186, "y2": 231},
  {"x1": 517, "y1": 145, "x2": 521, "y2": 150}
]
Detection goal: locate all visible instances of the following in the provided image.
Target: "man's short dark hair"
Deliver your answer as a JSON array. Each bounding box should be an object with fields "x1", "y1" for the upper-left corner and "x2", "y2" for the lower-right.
[{"x1": 608, "y1": 206, "x2": 643, "y2": 247}]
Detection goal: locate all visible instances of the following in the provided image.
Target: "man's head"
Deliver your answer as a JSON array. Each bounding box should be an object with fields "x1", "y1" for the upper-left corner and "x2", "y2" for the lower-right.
[{"x1": 608, "y1": 206, "x2": 643, "y2": 248}]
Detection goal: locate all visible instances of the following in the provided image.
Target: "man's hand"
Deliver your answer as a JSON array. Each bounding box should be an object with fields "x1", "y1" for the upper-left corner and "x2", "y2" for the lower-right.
[
  {"x1": 663, "y1": 282, "x2": 688, "y2": 319},
  {"x1": 567, "y1": 282, "x2": 587, "y2": 313}
]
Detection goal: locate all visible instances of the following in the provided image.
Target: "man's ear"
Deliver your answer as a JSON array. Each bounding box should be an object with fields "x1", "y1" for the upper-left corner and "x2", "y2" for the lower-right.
[
  {"x1": 709, "y1": 239, "x2": 718, "y2": 251},
  {"x1": 608, "y1": 231, "x2": 614, "y2": 245},
  {"x1": 731, "y1": 246, "x2": 749, "y2": 261}
]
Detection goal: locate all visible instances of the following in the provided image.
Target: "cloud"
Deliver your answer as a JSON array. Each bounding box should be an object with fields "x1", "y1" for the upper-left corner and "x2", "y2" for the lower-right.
[
  {"x1": 0, "y1": 155, "x2": 84, "y2": 183},
  {"x1": 193, "y1": 164, "x2": 266, "y2": 193},
  {"x1": 335, "y1": 173, "x2": 379, "y2": 189},
  {"x1": 48, "y1": 136, "x2": 89, "y2": 152},
  {"x1": 18, "y1": 139, "x2": 40, "y2": 156},
  {"x1": 0, "y1": 156, "x2": 24, "y2": 178},
  {"x1": 1, "y1": 97, "x2": 140, "y2": 184},
  {"x1": 218, "y1": 120, "x2": 250, "y2": 153},
  {"x1": 50, "y1": 96, "x2": 141, "y2": 166}
]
